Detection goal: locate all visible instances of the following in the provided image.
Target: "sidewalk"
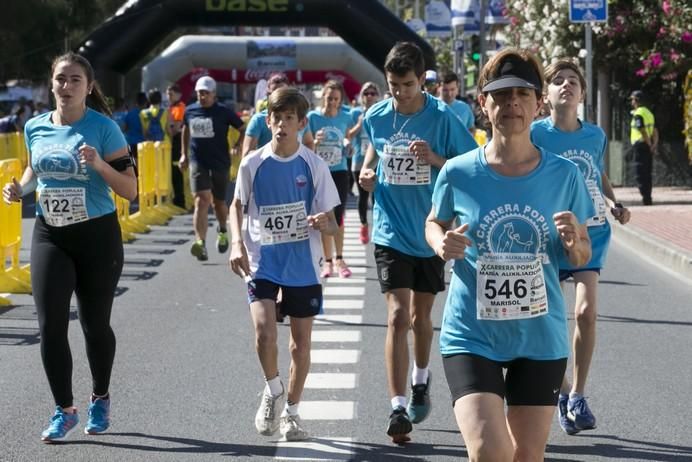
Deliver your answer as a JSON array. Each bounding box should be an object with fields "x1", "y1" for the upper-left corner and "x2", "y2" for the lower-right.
[{"x1": 611, "y1": 186, "x2": 692, "y2": 280}]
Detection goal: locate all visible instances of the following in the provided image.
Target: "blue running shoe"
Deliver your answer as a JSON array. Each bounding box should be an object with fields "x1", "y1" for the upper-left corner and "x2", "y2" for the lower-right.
[
  {"x1": 558, "y1": 394, "x2": 580, "y2": 435},
  {"x1": 568, "y1": 395, "x2": 597, "y2": 430},
  {"x1": 85, "y1": 397, "x2": 110, "y2": 434},
  {"x1": 41, "y1": 407, "x2": 79, "y2": 443},
  {"x1": 407, "y1": 372, "x2": 432, "y2": 424}
]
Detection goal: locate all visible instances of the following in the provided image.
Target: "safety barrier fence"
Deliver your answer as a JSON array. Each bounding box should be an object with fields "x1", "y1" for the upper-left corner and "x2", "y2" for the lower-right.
[
  {"x1": 0, "y1": 140, "x2": 188, "y2": 298},
  {"x1": 0, "y1": 158, "x2": 31, "y2": 304},
  {"x1": 0, "y1": 132, "x2": 29, "y2": 170}
]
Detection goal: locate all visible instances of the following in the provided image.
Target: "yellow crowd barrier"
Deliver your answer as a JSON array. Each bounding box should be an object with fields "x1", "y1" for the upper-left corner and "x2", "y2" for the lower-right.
[
  {"x1": 0, "y1": 132, "x2": 29, "y2": 169},
  {"x1": 126, "y1": 141, "x2": 187, "y2": 230},
  {"x1": 0, "y1": 158, "x2": 31, "y2": 300}
]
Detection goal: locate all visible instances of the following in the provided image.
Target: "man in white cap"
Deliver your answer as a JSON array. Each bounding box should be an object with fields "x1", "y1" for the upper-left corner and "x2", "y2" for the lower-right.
[
  {"x1": 423, "y1": 70, "x2": 438, "y2": 95},
  {"x1": 180, "y1": 75, "x2": 245, "y2": 261}
]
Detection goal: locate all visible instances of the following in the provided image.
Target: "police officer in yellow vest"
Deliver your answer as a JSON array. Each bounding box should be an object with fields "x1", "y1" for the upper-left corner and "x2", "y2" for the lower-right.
[{"x1": 630, "y1": 90, "x2": 658, "y2": 205}]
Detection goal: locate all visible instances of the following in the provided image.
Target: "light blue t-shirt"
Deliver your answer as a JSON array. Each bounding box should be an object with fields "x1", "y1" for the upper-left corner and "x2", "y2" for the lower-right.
[
  {"x1": 349, "y1": 106, "x2": 371, "y2": 171},
  {"x1": 432, "y1": 147, "x2": 594, "y2": 361},
  {"x1": 363, "y1": 92, "x2": 477, "y2": 257},
  {"x1": 531, "y1": 117, "x2": 610, "y2": 270},
  {"x1": 26, "y1": 109, "x2": 128, "y2": 223},
  {"x1": 307, "y1": 109, "x2": 354, "y2": 172},
  {"x1": 235, "y1": 143, "x2": 341, "y2": 287},
  {"x1": 448, "y1": 100, "x2": 475, "y2": 130}
]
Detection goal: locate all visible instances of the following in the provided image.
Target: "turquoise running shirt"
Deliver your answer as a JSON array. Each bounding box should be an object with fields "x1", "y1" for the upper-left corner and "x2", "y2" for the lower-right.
[
  {"x1": 26, "y1": 109, "x2": 127, "y2": 225},
  {"x1": 363, "y1": 92, "x2": 477, "y2": 257},
  {"x1": 432, "y1": 147, "x2": 594, "y2": 361},
  {"x1": 531, "y1": 117, "x2": 611, "y2": 270}
]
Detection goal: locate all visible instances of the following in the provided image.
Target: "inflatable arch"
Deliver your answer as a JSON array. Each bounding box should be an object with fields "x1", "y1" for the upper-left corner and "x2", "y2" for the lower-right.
[
  {"x1": 78, "y1": 0, "x2": 435, "y2": 78},
  {"x1": 141, "y1": 35, "x2": 387, "y2": 102}
]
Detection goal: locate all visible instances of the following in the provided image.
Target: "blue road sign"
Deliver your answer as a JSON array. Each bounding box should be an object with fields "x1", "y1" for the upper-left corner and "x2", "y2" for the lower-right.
[{"x1": 569, "y1": 0, "x2": 608, "y2": 23}]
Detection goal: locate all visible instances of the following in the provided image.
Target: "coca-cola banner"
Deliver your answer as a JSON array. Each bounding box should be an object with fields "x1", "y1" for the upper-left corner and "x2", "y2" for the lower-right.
[{"x1": 177, "y1": 68, "x2": 362, "y2": 103}]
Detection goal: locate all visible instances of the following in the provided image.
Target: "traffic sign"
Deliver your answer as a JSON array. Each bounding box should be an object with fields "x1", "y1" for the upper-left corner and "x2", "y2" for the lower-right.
[{"x1": 569, "y1": 0, "x2": 608, "y2": 23}]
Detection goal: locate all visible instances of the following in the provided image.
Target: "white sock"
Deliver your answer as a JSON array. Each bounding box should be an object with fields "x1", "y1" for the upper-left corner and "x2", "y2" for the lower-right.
[
  {"x1": 569, "y1": 392, "x2": 583, "y2": 401},
  {"x1": 391, "y1": 395, "x2": 407, "y2": 410},
  {"x1": 412, "y1": 365, "x2": 429, "y2": 386},
  {"x1": 281, "y1": 401, "x2": 299, "y2": 417},
  {"x1": 265, "y1": 375, "x2": 283, "y2": 397}
]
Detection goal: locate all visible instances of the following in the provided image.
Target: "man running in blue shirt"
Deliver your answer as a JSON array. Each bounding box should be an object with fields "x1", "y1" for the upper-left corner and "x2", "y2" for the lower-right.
[{"x1": 359, "y1": 41, "x2": 477, "y2": 443}]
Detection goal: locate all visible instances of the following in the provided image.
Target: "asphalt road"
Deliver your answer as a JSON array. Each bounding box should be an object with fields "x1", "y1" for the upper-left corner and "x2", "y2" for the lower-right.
[{"x1": 1, "y1": 205, "x2": 691, "y2": 462}]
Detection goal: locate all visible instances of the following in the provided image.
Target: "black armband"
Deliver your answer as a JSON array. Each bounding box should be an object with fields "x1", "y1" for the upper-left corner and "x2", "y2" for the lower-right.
[{"x1": 108, "y1": 153, "x2": 137, "y2": 175}]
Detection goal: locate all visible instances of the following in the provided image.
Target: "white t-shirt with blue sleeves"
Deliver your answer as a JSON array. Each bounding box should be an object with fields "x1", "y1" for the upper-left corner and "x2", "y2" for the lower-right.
[
  {"x1": 531, "y1": 117, "x2": 610, "y2": 270},
  {"x1": 363, "y1": 92, "x2": 477, "y2": 257},
  {"x1": 26, "y1": 109, "x2": 128, "y2": 226},
  {"x1": 235, "y1": 143, "x2": 340, "y2": 286},
  {"x1": 432, "y1": 147, "x2": 594, "y2": 361},
  {"x1": 307, "y1": 109, "x2": 354, "y2": 172}
]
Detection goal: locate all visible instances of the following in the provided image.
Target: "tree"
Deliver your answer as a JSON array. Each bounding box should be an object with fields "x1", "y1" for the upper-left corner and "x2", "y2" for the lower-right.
[
  {"x1": 504, "y1": 0, "x2": 691, "y2": 142},
  {"x1": 0, "y1": 0, "x2": 122, "y2": 82}
]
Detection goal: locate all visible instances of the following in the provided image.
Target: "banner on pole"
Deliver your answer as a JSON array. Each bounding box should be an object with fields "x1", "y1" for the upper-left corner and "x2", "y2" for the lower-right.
[
  {"x1": 425, "y1": 1, "x2": 452, "y2": 38},
  {"x1": 451, "y1": 0, "x2": 508, "y2": 34}
]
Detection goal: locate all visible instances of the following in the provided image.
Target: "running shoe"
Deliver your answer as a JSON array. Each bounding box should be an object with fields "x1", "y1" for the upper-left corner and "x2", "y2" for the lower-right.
[
  {"x1": 558, "y1": 394, "x2": 579, "y2": 435},
  {"x1": 359, "y1": 225, "x2": 370, "y2": 244},
  {"x1": 255, "y1": 389, "x2": 285, "y2": 436},
  {"x1": 41, "y1": 407, "x2": 79, "y2": 443},
  {"x1": 190, "y1": 239, "x2": 208, "y2": 261},
  {"x1": 280, "y1": 414, "x2": 309, "y2": 441},
  {"x1": 568, "y1": 396, "x2": 597, "y2": 431},
  {"x1": 337, "y1": 260, "x2": 352, "y2": 278},
  {"x1": 84, "y1": 396, "x2": 110, "y2": 434},
  {"x1": 216, "y1": 228, "x2": 229, "y2": 253},
  {"x1": 320, "y1": 261, "x2": 333, "y2": 278},
  {"x1": 386, "y1": 406, "x2": 412, "y2": 438},
  {"x1": 407, "y1": 372, "x2": 432, "y2": 424}
]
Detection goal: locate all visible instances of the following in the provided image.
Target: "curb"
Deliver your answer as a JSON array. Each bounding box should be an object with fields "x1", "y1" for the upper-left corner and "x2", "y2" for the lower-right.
[{"x1": 611, "y1": 221, "x2": 692, "y2": 281}]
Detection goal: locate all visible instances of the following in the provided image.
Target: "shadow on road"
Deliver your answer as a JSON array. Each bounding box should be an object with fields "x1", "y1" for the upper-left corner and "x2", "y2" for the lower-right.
[
  {"x1": 61, "y1": 432, "x2": 466, "y2": 460},
  {"x1": 547, "y1": 434, "x2": 692, "y2": 461}
]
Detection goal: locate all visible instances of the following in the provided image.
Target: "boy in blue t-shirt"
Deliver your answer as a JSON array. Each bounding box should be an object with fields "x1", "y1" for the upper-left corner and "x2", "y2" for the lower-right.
[
  {"x1": 358, "y1": 42, "x2": 477, "y2": 442},
  {"x1": 531, "y1": 59, "x2": 631, "y2": 436},
  {"x1": 229, "y1": 87, "x2": 339, "y2": 442}
]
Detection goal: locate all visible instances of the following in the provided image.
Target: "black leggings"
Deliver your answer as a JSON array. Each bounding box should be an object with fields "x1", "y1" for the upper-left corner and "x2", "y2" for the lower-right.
[
  {"x1": 31, "y1": 212, "x2": 123, "y2": 408},
  {"x1": 331, "y1": 170, "x2": 350, "y2": 226},
  {"x1": 352, "y1": 170, "x2": 370, "y2": 225}
]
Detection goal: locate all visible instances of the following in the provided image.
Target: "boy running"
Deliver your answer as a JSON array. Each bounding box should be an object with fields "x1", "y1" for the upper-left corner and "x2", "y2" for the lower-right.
[{"x1": 229, "y1": 87, "x2": 339, "y2": 441}]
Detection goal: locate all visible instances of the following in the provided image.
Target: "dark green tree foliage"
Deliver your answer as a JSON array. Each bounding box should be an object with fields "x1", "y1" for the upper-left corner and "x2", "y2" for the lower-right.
[{"x1": 0, "y1": 0, "x2": 122, "y2": 82}]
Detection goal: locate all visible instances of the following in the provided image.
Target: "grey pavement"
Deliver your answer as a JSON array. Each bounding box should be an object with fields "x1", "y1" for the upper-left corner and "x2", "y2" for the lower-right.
[{"x1": 1, "y1": 198, "x2": 691, "y2": 461}]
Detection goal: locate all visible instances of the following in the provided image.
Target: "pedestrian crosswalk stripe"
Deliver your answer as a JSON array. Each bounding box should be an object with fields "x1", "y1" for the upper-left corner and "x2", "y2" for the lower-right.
[
  {"x1": 305, "y1": 373, "x2": 357, "y2": 389},
  {"x1": 299, "y1": 402, "x2": 356, "y2": 420},
  {"x1": 323, "y1": 286, "x2": 364, "y2": 296},
  {"x1": 323, "y1": 299, "x2": 364, "y2": 309},
  {"x1": 311, "y1": 330, "x2": 361, "y2": 342},
  {"x1": 325, "y1": 277, "x2": 366, "y2": 285},
  {"x1": 314, "y1": 315, "x2": 363, "y2": 325},
  {"x1": 274, "y1": 437, "x2": 354, "y2": 460},
  {"x1": 339, "y1": 250, "x2": 366, "y2": 258},
  {"x1": 311, "y1": 349, "x2": 360, "y2": 364}
]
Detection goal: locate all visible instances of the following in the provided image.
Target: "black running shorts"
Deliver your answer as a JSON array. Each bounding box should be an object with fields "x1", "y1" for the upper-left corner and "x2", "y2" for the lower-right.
[{"x1": 442, "y1": 353, "x2": 566, "y2": 406}]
